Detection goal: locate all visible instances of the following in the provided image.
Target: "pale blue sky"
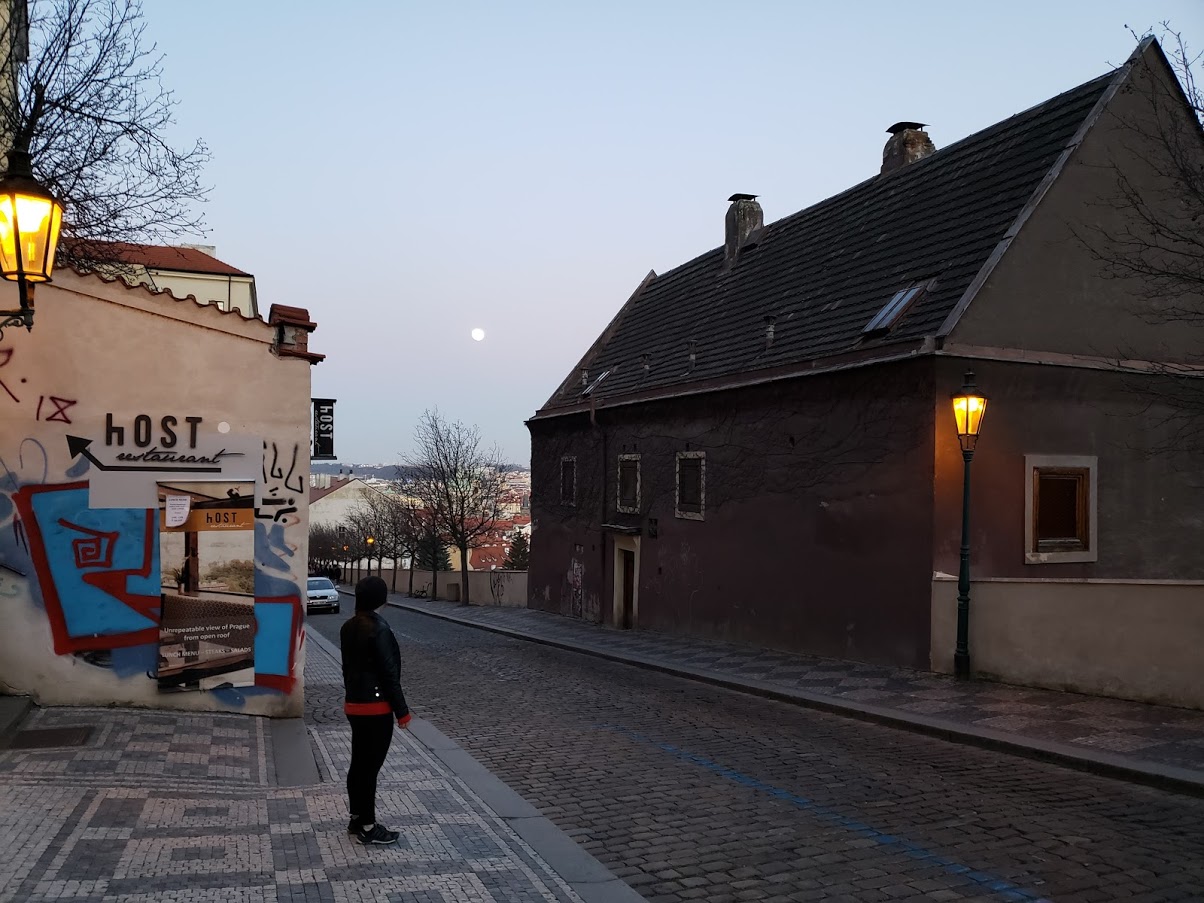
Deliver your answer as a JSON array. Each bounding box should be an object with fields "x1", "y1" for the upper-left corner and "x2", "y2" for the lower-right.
[{"x1": 139, "y1": 0, "x2": 1202, "y2": 466}]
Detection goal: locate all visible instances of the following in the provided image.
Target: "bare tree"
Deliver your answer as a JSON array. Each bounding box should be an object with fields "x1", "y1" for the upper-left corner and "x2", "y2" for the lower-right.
[
  {"x1": 404, "y1": 409, "x2": 508, "y2": 604},
  {"x1": 307, "y1": 523, "x2": 342, "y2": 577},
  {"x1": 0, "y1": 0, "x2": 210, "y2": 263}
]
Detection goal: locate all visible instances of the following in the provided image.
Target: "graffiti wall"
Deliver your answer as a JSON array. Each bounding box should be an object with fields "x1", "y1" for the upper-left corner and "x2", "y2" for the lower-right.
[{"x1": 0, "y1": 272, "x2": 313, "y2": 716}]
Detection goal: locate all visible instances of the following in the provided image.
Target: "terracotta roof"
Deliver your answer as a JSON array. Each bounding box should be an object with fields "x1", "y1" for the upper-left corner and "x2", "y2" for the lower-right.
[
  {"x1": 536, "y1": 60, "x2": 1125, "y2": 414},
  {"x1": 310, "y1": 477, "x2": 355, "y2": 504},
  {"x1": 64, "y1": 239, "x2": 252, "y2": 277},
  {"x1": 269, "y1": 304, "x2": 318, "y2": 330}
]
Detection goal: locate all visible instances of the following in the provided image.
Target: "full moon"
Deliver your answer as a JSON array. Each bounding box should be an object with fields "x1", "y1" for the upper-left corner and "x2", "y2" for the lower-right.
[{"x1": 471, "y1": 328, "x2": 486, "y2": 342}]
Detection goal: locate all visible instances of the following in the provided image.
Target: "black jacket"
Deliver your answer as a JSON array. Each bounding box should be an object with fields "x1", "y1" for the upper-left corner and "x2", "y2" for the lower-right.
[{"x1": 340, "y1": 610, "x2": 409, "y2": 719}]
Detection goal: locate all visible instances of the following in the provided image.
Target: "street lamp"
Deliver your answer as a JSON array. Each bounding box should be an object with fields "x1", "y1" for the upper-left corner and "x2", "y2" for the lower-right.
[
  {"x1": 951, "y1": 370, "x2": 988, "y2": 679},
  {"x1": 342, "y1": 544, "x2": 349, "y2": 583},
  {"x1": 366, "y1": 536, "x2": 375, "y2": 576},
  {"x1": 0, "y1": 149, "x2": 64, "y2": 340}
]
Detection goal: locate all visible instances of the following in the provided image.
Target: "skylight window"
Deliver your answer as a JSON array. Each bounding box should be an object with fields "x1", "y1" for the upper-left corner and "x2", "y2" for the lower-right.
[
  {"x1": 863, "y1": 285, "x2": 925, "y2": 334},
  {"x1": 581, "y1": 369, "x2": 611, "y2": 397}
]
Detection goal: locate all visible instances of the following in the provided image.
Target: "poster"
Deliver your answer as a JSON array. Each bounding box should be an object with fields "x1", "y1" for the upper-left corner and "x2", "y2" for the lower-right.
[{"x1": 156, "y1": 481, "x2": 256, "y2": 691}]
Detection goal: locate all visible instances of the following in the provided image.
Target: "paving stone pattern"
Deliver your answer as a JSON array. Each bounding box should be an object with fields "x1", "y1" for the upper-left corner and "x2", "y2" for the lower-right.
[
  {"x1": 0, "y1": 640, "x2": 586, "y2": 903},
  {"x1": 309, "y1": 603, "x2": 1204, "y2": 902},
  {"x1": 393, "y1": 597, "x2": 1204, "y2": 773}
]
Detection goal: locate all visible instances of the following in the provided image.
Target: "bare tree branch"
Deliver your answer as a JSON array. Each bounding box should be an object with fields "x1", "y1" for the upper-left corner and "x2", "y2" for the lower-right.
[{"x1": 0, "y1": 0, "x2": 210, "y2": 266}]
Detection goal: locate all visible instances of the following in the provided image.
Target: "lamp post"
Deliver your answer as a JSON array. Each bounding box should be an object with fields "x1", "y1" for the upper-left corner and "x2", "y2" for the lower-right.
[
  {"x1": 342, "y1": 544, "x2": 349, "y2": 584},
  {"x1": 0, "y1": 149, "x2": 64, "y2": 341},
  {"x1": 951, "y1": 370, "x2": 988, "y2": 679}
]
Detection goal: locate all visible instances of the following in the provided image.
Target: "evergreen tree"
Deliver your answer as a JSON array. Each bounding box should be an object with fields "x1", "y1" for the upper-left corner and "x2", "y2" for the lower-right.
[
  {"x1": 502, "y1": 530, "x2": 530, "y2": 570},
  {"x1": 413, "y1": 535, "x2": 452, "y2": 572}
]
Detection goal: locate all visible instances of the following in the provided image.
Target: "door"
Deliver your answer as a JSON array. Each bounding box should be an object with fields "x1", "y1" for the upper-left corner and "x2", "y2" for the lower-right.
[{"x1": 620, "y1": 549, "x2": 635, "y2": 629}]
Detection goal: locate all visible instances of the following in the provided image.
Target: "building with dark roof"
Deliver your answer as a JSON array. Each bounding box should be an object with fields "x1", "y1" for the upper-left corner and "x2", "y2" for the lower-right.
[{"x1": 526, "y1": 39, "x2": 1204, "y2": 709}]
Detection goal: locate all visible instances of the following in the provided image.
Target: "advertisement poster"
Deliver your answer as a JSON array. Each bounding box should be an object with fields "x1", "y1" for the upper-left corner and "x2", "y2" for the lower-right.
[{"x1": 156, "y1": 481, "x2": 256, "y2": 692}]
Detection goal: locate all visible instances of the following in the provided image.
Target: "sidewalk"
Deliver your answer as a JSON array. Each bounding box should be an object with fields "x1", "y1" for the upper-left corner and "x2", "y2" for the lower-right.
[
  {"x1": 0, "y1": 632, "x2": 642, "y2": 903},
  {"x1": 388, "y1": 593, "x2": 1204, "y2": 795}
]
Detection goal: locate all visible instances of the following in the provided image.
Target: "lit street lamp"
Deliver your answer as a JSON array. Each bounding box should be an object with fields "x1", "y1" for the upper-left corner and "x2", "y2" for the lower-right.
[
  {"x1": 366, "y1": 536, "x2": 375, "y2": 577},
  {"x1": 0, "y1": 149, "x2": 64, "y2": 340},
  {"x1": 951, "y1": 370, "x2": 988, "y2": 679}
]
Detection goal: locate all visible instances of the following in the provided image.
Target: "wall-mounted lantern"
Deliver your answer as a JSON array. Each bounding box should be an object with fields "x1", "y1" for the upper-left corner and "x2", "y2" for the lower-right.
[{"x1": 0, "y1": 149, "x2": 64, "y2": 340}]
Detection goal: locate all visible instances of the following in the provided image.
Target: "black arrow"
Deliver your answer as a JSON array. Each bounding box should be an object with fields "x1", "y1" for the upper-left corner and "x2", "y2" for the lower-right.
[{"x1": 66, "y1": 435, "x2": 222, "y2": 473}]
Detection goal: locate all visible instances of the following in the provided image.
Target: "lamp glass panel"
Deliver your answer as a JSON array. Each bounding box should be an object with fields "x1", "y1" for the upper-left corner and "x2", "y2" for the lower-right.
[
  {"x1": 0, "y1": 190, "x2": 62, "y2": 281},
  {"x1": 952, "y1": 394, "x2": 987, "y2": 437}
]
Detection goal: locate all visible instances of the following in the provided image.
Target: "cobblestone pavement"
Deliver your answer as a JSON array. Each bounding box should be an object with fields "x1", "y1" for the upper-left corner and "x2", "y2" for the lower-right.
[
  {"x1": 0, "y1": 639, "x2": 588, "y2": 902},
  {"x1": 309, "y1": 606, "x2": 1204, "y2": 903},
  {"x1": 389, "y1": 596, "x2": 1204, "y2": 779}
]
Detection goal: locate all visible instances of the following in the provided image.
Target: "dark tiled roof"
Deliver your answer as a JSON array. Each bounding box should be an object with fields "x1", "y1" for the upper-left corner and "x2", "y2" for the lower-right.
[{"x1": 539, "y1": 67, "x2": 1119, "y2": 412}]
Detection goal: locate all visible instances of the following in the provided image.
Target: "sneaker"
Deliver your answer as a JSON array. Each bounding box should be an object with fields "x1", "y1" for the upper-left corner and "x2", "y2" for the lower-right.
[{"x1": 357, "y1": 824, "x2": 400, "y2": 845}]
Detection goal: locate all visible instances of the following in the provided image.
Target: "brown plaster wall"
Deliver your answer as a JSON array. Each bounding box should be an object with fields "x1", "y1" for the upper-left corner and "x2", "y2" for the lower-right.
[
  {"x1": 529, "y1": 360, "x2": 937, "y2": 668},
  {"x1": 931, "y1": 357, "x2": 1204, "y2": 581}
]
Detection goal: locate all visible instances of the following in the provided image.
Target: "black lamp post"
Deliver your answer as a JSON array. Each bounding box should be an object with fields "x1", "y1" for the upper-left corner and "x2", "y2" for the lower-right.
[
  {"x1": 366, "y1": 536, "x2": 375, "y2": 577},
  {"x1": 951, "y1": 370, "x2": 988, "y2": 679},
  {"x1": 0, "y1": 148, "x2": 64, "y2": 341}
]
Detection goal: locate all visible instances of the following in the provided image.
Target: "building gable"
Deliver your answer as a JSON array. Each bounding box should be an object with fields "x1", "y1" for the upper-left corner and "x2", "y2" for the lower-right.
[{"x1": 944, "y1": 39, "x2": 1204, "y2": 365}]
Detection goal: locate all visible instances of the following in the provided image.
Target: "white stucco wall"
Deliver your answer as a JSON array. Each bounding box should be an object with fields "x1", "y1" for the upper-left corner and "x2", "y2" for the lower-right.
[
  {"x1": 309, "y1": 481, "x2": 379, "y2": 529},
  {"x1": 931, "y1": 577, "x2": 1204, "y2": 710},
  {"x1": 0, "y1": 271, "x2": 312, "y2": 716},
  {"x1": 150, "y1": 270, "x2": 257, "y2": 317}
]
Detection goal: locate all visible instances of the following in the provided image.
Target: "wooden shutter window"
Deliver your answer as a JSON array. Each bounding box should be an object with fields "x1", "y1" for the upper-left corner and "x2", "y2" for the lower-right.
[
  {"x1": 678, "y1": 458, "x2": 702, "y2": 511},
  {"x1": 560, "y1": 458, "x2": 576, "y2": 505},
  {"x1": 1033, "y1": 468, "x2": 1089, "y2": 552},
  {"x1": 618, "y1": 458, "x2": 639, "y2": 510}
]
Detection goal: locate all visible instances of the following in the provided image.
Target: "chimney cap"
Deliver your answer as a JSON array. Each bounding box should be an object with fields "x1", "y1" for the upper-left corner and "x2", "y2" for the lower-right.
[
  {"x1": 886, "y1": 121, "x2": 927, "y2": 134},
  {"x1": 728, "y1": 193, "x2": 759, "y2": 202}
]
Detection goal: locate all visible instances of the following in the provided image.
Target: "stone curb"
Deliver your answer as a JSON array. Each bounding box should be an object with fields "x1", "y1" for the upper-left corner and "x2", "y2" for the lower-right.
[
  {"x1": 311, "y1": 616, "x2": 644, "y2": 903},
  {"x1": 0, "y1": 694, "x2": 33, "y2": 746},
  {"x1": 382, "y1": 595, "x2": 1204, "y2": 799}
]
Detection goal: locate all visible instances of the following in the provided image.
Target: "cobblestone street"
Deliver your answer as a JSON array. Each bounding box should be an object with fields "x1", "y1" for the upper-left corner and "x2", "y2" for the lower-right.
[{"x1": 310, "y1": 606, "x2": 1204, "y2": 903}]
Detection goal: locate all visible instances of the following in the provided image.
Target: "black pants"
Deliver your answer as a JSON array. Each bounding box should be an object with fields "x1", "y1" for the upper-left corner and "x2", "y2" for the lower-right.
[{"x1": 347, "y1": 714, "x2": 393, "y2": 825}]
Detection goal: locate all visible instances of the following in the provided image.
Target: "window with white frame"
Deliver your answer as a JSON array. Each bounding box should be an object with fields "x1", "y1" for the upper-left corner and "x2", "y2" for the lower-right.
[
  {"x1": 675, "y1": 451, "x2": 705, "y2": 520},
  {"x1": 560, "y1": 456, "x2": 576, "y2": 506},
  {"x1": 617, "y1": 454, "x2": 640, "y2": 513},
  {"x1": 1024, "y1": 455, "x2": 1098, "y2": 563}
]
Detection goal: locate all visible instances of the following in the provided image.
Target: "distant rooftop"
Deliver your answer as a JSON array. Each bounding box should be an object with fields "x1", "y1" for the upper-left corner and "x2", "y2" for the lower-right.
[{"x1": 64, "y1": 239, "x2": 252, "y2": 277}]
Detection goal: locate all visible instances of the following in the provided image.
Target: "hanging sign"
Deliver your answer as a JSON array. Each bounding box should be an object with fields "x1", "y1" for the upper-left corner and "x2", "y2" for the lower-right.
[{"x1": 312, "y1": 398, "x2": 336, "y2": 460}]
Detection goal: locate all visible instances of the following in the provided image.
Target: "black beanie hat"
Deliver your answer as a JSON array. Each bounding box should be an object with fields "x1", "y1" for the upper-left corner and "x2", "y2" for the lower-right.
[{"x1": 355, "y1": 575, "x2": 388, "y2": 611}]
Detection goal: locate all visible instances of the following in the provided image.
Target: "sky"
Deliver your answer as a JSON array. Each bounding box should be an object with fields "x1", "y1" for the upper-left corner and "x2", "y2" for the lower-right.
[{"x1": 135, "y1": 0, "x2": 1203, "y2": 467}]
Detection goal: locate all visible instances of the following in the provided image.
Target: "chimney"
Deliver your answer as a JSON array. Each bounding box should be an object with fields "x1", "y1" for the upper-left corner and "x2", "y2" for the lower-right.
[
  {"x1": 881, "y1": 122, "x2": 936, "y2": 175},
  {"x1": 725, "y1": 194, "x2": 763, "y2": 267}
]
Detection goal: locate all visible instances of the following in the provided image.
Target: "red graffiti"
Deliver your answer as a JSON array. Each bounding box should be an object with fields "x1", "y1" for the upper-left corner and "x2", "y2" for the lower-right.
[
  {"x1": 59, "y1": 519, "x2": 118, "y2": 568},
  {"x1": 37, "y1": 396, "x2": 77, "y2": 424}
]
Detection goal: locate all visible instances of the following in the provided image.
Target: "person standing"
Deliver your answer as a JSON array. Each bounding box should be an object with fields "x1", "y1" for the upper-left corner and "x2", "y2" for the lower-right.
[{"x1": 340, "y1": 575, "x2": 411, "y2": 845}]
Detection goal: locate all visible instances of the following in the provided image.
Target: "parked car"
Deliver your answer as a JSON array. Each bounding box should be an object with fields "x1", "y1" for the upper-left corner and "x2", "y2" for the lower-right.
[{"x1": 306, "y1": 576, "x2": 340, "y2": 614}]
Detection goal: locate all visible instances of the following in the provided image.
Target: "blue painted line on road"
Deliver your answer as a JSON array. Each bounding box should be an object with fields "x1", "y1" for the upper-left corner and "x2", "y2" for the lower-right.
[{"x1": 595, "y1": 724, "x2": 1051, "y2": 903}]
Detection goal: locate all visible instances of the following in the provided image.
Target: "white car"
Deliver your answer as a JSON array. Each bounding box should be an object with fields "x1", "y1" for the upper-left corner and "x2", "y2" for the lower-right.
[{"x1": 306, "y1": 577, "x2": 341, "y2": 615}]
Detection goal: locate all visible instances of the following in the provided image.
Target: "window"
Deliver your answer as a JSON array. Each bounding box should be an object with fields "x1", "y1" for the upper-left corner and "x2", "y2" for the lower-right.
[
  {"x1": 1024, "y1": 455, "x2": 1097, "y2": 563},
  {"x1": 560, "y1": 456, "x2": 576, "y2": 506},
  {"x1": 676, "y1": 452, "x2": 705, "y2": 520},
  {"x1": 863, "y1": 284, "x2": 926, "y2": 334},
  {"x1": 617, "y1": 454, "x2": 640, "y2": 513}
]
